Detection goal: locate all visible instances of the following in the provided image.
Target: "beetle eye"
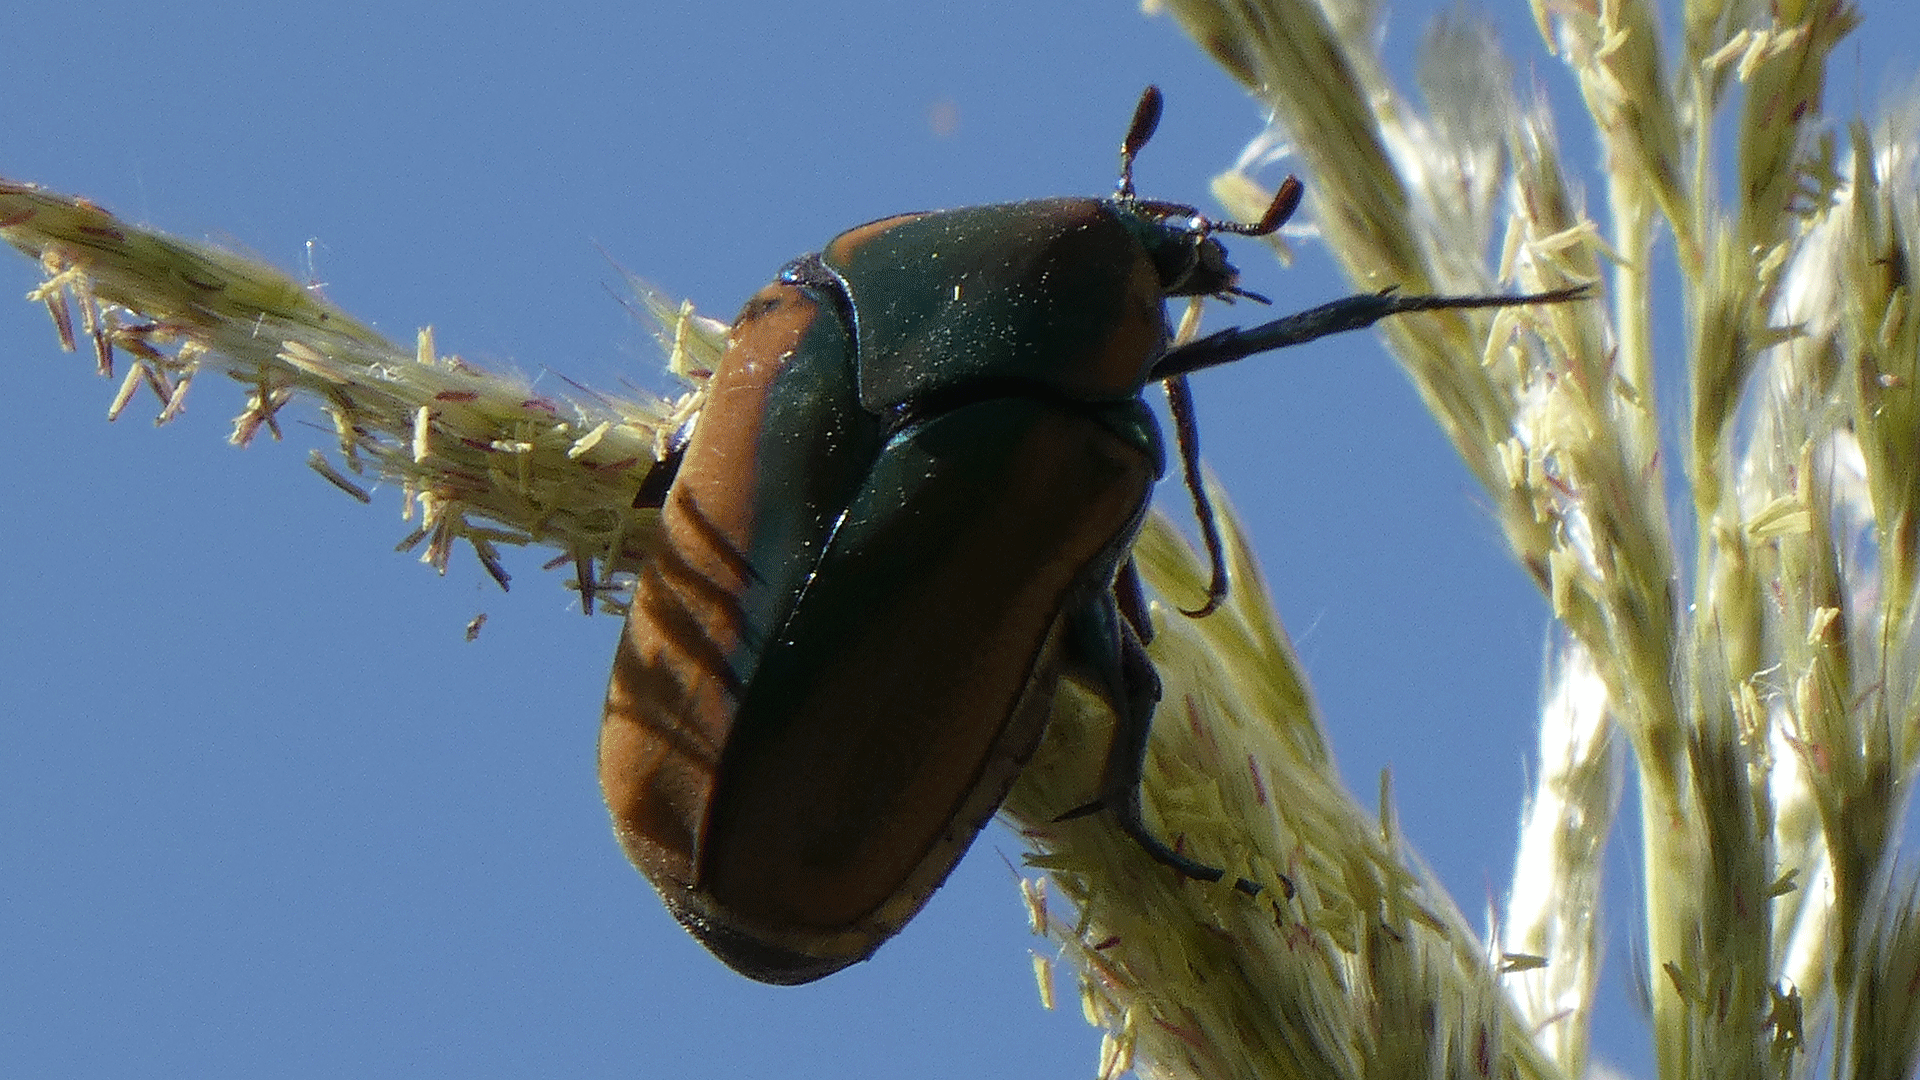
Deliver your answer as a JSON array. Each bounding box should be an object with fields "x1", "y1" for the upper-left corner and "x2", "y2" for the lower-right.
[
  {"x1": 1160, "y1": 236, "x2": 1240, "y2": 300},
  {"x1": 1196, "y1": 241, "x2": 1238, "y2": 289}
]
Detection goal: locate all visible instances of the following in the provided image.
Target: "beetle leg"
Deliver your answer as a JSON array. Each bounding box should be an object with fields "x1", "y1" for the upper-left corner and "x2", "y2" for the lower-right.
[
  {"x1": 632, "y1": 443, "x2": 686, "y2": 510},
  {"x1": 1162, "y1": 374, "x2": 1228, "y2": 618},
  {"x1": 1106, "y1": 613, "x2": 1261, "y2": 895},
  {"x1": 1149, "y1": 282, "x2": 1593, "y2": 380},
  {"x1": 1113, "y1": 558, "x2": 1153, "y2": 645},
  {"x1": 1059, "y1": 596, "x2": 1261, "y2": 896}
]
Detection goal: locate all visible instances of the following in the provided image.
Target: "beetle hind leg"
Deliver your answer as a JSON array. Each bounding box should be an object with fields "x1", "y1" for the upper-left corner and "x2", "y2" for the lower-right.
[{"x1": 1064, "y1": 582, "x2": 1261, "y2": 897}]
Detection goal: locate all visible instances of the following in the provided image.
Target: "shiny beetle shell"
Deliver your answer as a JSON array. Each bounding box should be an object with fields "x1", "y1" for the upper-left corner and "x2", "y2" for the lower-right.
[
  {"x1": 597, "y1": 87, "x2": 1586, "y2": 984},
  {"x1": 599, "y1": 196, "x2": 1179, "y2": 983}
]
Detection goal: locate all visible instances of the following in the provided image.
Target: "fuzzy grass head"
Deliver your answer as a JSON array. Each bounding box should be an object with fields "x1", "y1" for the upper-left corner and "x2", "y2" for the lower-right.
[{"x1": 1133, "y1": 1, "x2": 1920, "y2": 1080}]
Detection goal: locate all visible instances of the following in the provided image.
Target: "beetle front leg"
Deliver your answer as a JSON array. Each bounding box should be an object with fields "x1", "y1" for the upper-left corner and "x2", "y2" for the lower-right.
[{"x1": 1061, "y1": 588, "x2": 1261, "y2": 896}]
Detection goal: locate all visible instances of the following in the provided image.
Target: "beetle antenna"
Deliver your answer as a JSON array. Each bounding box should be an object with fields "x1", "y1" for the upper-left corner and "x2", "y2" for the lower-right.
[
  {"x1": 1212, "y1": 175, "x2": 1303, "y2": 237},
  {"x1": 1116, "y1": 85, "x2": 1164, "y2": 201}
]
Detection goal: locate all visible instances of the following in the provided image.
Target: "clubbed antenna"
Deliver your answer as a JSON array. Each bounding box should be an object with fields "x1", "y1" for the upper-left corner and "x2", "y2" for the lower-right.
[
  {"x1": 1116, "y1": 85, "x2": 1164, "y2": 201},
  {"x1": 1215, "y1": 175, "x2": 1303, "y2": 237}
]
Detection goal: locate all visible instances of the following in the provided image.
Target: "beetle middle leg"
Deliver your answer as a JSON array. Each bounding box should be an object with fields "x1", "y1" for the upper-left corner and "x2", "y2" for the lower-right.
[
  {"x1": 1162, "y1": 374, "x2": 1229, "y2": 619},
  {"x1": 1057, "y1": 574, "x2": 1261, "y2": 896}
]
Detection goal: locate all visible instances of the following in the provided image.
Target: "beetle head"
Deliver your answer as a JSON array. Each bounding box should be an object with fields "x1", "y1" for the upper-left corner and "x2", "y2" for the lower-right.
[{"x1": 1111, "y1": 85, "x2": 1304, "y2": 303}]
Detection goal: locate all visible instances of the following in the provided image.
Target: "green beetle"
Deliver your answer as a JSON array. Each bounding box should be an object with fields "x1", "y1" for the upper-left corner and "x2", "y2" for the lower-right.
[{"x1": 599, "y1": 87, "x2": 1583, "y2": 984}]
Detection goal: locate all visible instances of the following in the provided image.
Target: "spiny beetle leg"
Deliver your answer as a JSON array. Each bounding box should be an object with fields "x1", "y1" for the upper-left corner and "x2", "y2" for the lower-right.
[
  {"x1": 1063, "y1": 594, "x2": 1262, "y2": 896},
  {"x1": 1162, "y1": 374, "x2": 1228, "y2": 618},
  {"x1": 1150, "y1": 283, "x2": 1593, "y2": 381},
  {"x1": 1048, "y1": 596, "x2": 1147, "y2": 829},
  {"x1": 1108, "y1": 609, "x2": 1262, "y2": 896},
  {"x1": 631, "y1": 443, "x2": 686, "y2": 510},
  {"x1": 1114, "y1": 558, "x2": 1153, "y2": 645}
]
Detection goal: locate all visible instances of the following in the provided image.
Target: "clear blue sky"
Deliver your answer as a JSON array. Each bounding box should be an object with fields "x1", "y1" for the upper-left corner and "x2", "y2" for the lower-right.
[{"x1": 3, "y1": 2, "x2": 1916, "y2": 1077}]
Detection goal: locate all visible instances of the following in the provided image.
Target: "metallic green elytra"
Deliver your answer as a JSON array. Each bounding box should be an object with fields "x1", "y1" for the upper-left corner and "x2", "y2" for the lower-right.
[{"x1": 598, "y1": 87, "x2": 1587, "y2": 984}]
